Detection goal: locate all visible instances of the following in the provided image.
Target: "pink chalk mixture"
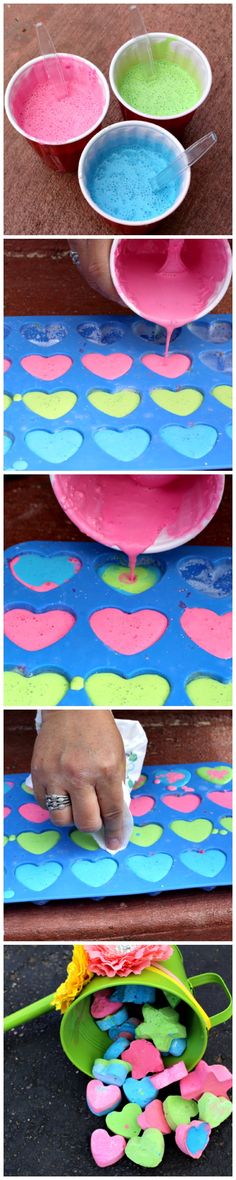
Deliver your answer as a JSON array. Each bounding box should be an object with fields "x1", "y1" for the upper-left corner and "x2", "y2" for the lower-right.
[{"x1": 11, "y1": 56, "x2": 106, "y2": 142}]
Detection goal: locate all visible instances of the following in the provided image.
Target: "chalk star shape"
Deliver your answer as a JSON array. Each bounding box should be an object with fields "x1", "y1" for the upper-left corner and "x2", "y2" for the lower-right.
[
  {"x1": 122, "y1": 1040, "x2": 164, "y2": 1080},
  {"x1": 136, "y1": 1006, "x2": 186, "y2": 1052}
]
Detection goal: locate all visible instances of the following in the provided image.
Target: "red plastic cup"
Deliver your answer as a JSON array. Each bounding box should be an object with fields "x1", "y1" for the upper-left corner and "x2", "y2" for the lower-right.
[
  {"x1": 109, "y1": 33, "x2": 212, "y2": 135},
  {"x1": 5, "y1": 53, "x2": 110, "y2": 173}
]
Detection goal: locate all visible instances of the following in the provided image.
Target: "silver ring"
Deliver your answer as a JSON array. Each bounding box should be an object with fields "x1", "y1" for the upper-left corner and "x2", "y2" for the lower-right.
[{"x1": 46, "y1": 793, "x2": 70, "y2": 812}]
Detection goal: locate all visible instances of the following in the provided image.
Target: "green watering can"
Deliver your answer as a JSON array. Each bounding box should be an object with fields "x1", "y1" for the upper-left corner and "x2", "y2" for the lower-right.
[{"x1": 4, "y1": 945, "x2": 232, "y2": 1075}]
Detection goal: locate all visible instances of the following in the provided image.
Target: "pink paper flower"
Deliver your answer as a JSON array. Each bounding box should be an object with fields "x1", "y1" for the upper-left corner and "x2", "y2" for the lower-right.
[{"x1": 84, "y1": 942, "x2": 172, "y2": 977}]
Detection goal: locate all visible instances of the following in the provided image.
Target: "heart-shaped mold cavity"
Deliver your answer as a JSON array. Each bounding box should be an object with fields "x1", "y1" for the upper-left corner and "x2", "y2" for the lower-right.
[
  {"x1": 4, "y1": 395, "x2": 12, "y2": 411},
  {"x1": 4, "y1": 670, "x2": 69, "y2": 706},
  {"x1": 4, "y1": 607, "x2": 75, "y2": 651},
  {"x1": 180, "y1": 849, "x2": 226, "y2": 878},
  {"x1": 207, "y1": 789, "x2": 232, "y2": 809},
  {"x1": 77, "y1": 321, "x2": 124, "y2": 344},
  {"x1": 17, "y1": 831, "x2": 61, "y2": 854},
  {"x1": 4, "y1": 433, "x2": 14, "y2": 455},
  {"x1": 133, "y1": 321, "x2": 180, "y2": 344},
  {"x1": 94, "y1": 427, "x2": 150, "y2": 461},
  {"x1": 85, "y1": 672, "x2": 170, "y2": 707},
  {"x1": 188, "y1": 319, "x2": 232, "y2": 343},
  {"x1": 89, "y1": 608, "x2": 168, "y2": 655},
  {"x1": 98, "y1": 560, "x2": 162, "y2": 595},
  {"x1": 150, "y1": 388, "x2": 203, "y2": 416},
  {"x1": 4, "y1": 358, "x2": 12, "y2": 372},
  {"x1": 20, "y1": 322, "x2": 68, "y2": 345},
  {"x1": 154, "y1": 769, "x2": 191, "y2": 789},
  {"x1": 219, "y1": 815, "x2": 232, "y2": 832},
  {"x1": 4, "y1": 324, "x2": 11, "y2": 339},
  {"x1": 160, "y1": 424, "x2": 217, "y2": 459},
  {"x1": 186, "y1": 676, "x2": 232, "y2": 707},
  {"x1": 25, "y1": 428, "x2": 83, "y2": 463},
  {"x1": 210, "y1": 384, "x2": 232, "y2": 409},
  {"x1": 71, "y1": 858, "x2": 117, "y2": 886},
  {"x1": 178, "y1": 556, "x2": 232, "y2": 598},
  {"x1": 130, "y1": 796, "x2": 155, "y2": 817},
  {"x1": 170, "y1": 818, "x2": 213, "y2": 842},
  {"x1": 88, "y1": 388, "x2": 140, "y2": 417},
  {"x1": 21, "y1": 356, "x2": 73, "y2": 380},
  {"x1": 180, "y1": 607, "x2": 232, "y2": 660},
  {"x1": 142, "y1": 353, "x2": 191, "y2": 378},
  {"x1": 127, "y1": 853, "x2": 172, "y2": 883},
  {"x1": 226, "y1": 423, "x2": 232, "y2": 439},
  {"x1": 15, "y1": 861, "x2": 63, "y2": 890},
  {"x1": 197, "y1": 764, "x2": 232, "y2": 784},
  {"x1": 130, "y1": 823, "x2": 162, "y2": 847},
  {"x1": 82, "y1": 353, "x2": 133, "y2": 379},
  {"x1": 9, "y1": 552, "x2": 81, "y2": 592},
  {"x1": 23, "y1": 390, "x2": 77, "y2": 419},
  {"x1": 161, "y1": 793, "x2": 201, "y2": 813},
  {"x1": 70, "y1": 830, "x2": 98, "y2": 851},
  {"x1": 4, "y1": 780, "x2": 14, "y2": 795},
  {"x1": 4, "y1": 806, "x2": 11, "y2": 818},
  {"x1": 19, "y1": 802, "x2": 49, "y2": 823},
  {"x1": 200, "y1": 350, "x2": 232, "y2": 373}
]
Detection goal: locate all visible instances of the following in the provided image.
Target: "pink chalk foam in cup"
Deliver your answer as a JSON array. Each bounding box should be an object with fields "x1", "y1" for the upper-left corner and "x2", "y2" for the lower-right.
[{"x1": 5, "y1": 54, "x2": 110, "y2": 171}]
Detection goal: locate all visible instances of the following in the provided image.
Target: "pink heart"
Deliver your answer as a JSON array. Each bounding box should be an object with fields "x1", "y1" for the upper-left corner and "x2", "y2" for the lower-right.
[
  {"x1": 4, "y1": 607, "x2": 75, "y2": 651},
  {"x1": 161, "y1": 793, "x2": 201, "y2": 813},
  {"x1": 19, "y1": 802, "x2": 49, "y2": 823},
  {"x1": 86, "y1": 1079, "x2": 121, "y2": 1116},
  {"x1": 138, "y1": 1099, "x2": 171, "y2": 1134},
  {"x1": 180, "y1": 608, "x2": 232, "y2": 660},
  {"x1": 90, "y1": 608, "x2": 168, "y2": 655},
  {"x1": 207, "y1": 790, "x2": 232, "y2": 809},
  {"x1": 130, "y1": 795, "x2": 155, "y2": 817},
  {"x1": 4, "y1": 358, "x2": 12, "y2": 372},
  {"x1": 20, "y1": 355, "x2": 73, "y2": 380},
  {"x1": 142, "y1": 353, "x2": 191, "y2": 378},
  {"x1": 91, "y1": 1129, "x2": 126, "y2": 1167},
  {"x1": 81, "y1": 352, "x2": 133, "y2": 379},
  {"x1": 91, "y1": 991, "x2": 122, "y2": 1018},
  {"x1": 4, "y1": 806, "x2": 11, "y2": 818}
]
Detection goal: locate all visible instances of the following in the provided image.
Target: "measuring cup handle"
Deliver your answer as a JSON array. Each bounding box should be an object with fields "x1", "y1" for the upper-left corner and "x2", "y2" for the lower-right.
[{"x1": 188, "y1": 972, "x2": 232, "y2": 1027}]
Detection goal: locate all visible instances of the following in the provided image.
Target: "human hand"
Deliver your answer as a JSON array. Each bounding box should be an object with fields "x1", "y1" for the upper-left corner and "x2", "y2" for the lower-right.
[
  {"x1": 31, "y1": 710, "x2": 126, "y2": 850},
  {"x1": 68, "y1": 238, "x2": 123, "y2": 303}
]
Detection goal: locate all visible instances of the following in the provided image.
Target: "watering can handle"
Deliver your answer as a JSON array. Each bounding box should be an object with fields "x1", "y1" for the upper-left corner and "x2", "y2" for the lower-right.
[
  {"x1": 188, "y1": 972, "x2": 232, "y2": 1027},
  {"x1": 4, "y1": 993, "x2": 55, "y2": 1032}
]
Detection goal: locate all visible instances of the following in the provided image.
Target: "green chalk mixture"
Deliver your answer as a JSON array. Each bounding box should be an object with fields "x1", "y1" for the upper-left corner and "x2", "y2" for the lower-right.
[{"x1": 119, "y1": 60, "x2": 201, "y2": 117}]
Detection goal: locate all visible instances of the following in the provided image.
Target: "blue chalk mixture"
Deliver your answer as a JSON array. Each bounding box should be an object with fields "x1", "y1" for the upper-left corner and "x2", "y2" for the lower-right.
[{"x1": 87, "y1": 138, "x2": 180, "y2": 221}]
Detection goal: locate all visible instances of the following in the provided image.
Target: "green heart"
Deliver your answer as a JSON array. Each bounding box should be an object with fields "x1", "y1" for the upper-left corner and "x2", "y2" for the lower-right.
[
  {"x1": 4, "y1": 395, "x2": 11, "y2": 411},
  {"x1": 186, "y1": 677, "x2": 232, "y2": 707},
  {"x1": 170, "y1": 819, "x2": 212, "y2": 842},
  {"x1": 210, "y1": 385, "x2": 232, "y2": 409},
  {"x1": 136, "y1": 1005, "x2": 186, "y2": 1052},
  {"x1": 198, "y1": 1092, "x2": 232, "y2": 1128},
  {"x1": 130, "y1": 823, "x2": 163, "y2": 847},
  {"x1": 70, "y1": 829, "x2": 98, "y2": 851},
  {"x1": 150, "y1": 387, "x2": 203, "y2": 416},
  {"x1": 17, "y1": 831, "x2": 60, "y2": 854},
  {"x1": 197, "y1": 765, "x2": 232, "y2": 785},
  {"x1": 106, "y1": 1103, "x2": 142, "y2": 1139},
  {"x1": 125, "y1": 1128, "x2": 165, "y2": 1167},
  {"x1": 21, "y1": 780, "x2": 35, "y2": 794},
  {"x1": 23, "y1": 390, "x2": 77, "y2": 419},
  {"x1": 100, "y1": 563, "x2": 158, "y2": 594},
  {"x1": 163, "y1": 1096, "x2": 198, "y2": 1130},
  {"x1": 4, "y1": 671, "x2": 69, "y2": 706},
  {"x1": 85, "y1": 673, "x2": 170, "y2": 707},
  {"x1": 219, "y1": 815, "x2": 232, "y2": 832},
  {"x1": 88, "y1": 388, "x2": 140, "y2": 418}
]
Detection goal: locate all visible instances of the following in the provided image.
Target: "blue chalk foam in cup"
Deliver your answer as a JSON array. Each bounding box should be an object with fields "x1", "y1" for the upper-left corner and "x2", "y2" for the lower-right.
[{"x1": 82, "y1": 128, "x2": 182, "y2": 223}]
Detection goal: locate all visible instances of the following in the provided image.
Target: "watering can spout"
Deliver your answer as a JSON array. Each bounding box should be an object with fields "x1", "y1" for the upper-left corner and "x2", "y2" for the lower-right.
[{"x1": 4, "y1": 993, "x2": 55, "y2": 1032}]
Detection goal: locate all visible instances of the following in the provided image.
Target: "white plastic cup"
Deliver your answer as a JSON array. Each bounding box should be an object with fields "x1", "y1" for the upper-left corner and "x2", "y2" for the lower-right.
[
  {"x1": 110, "y1": 237, "x2": 232, "y2": 324},
  {"x1": 78, "y1": 120, "x2": 190, "y2": 228},
  {"x1": 109, "y1": 33, "x2": 212, "y2": 134}
]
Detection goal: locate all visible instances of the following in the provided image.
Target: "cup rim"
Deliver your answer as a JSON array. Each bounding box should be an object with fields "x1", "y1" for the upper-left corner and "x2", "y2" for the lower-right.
[
  {"x1": 5, "y1": 53, "x2": 110, "y2": 146},
  {"x1": 110, "y1": 237, "x2": 232, "y2": 319},
  {"x1": 109, "y1": 32, "x2": 212, "y2": 121},
  {"x1": 78, "y1": 119, "x2": 191, "y2": 227}
]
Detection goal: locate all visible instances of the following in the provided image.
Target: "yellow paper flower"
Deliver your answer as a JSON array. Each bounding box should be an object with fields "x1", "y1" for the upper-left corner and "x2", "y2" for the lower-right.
[{"x1": 53, "y1": 944, "x2": 93, "y2": 1013}]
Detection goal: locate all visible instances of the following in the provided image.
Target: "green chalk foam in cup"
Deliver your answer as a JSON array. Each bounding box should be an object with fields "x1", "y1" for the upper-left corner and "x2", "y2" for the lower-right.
[{"x1": 117, "y1": 37, "x2": 202, "y2": 118}]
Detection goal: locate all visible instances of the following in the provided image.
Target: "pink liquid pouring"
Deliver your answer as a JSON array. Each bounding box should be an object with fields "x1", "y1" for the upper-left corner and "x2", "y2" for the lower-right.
[
  {"x1": 52, "y1": 473, "x2": 224, "y2": 579},
  {"x1": 112, "y1": 238, "x2": 231, "y2": 364},
  {"x1": 11, "y1": 55, "x2": 106, "y2": 143}
]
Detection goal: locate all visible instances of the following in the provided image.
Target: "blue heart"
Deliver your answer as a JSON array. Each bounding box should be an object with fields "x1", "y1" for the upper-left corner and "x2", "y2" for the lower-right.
[
  {"x1": 226, "y1": 423, "x2": 232, "y2": 439},
  {"x1": 4, "y1": 433, "x2": 13, "y2": 455},
  {"x1": 20, "y1": 322, "x2": 68, "y2": 345},
  {"x1": 186, "y1": 1123, "x2": 210, "y2": 1156},
  {"x1": 71, "y1": 858, "x2": 117, "y2": 887},
  {"x1": 160, "y1": 424, "x2": 217, "y2": 459},
  {"x1": 94, "y1": 427, "x2": 150, "y2": 461},
  {"x1": 4, "y1": 889, "x2": 15, "y2": 900},
  {"x1": 154, "y1": 768, "x2": 191, "y2": 788},
  {"x1": 123, "y1": 1077, "x2": 157, "y2": 1107},
  {"x1": 133, "y1": 320, "x2": 180, "y2": 344},
  {"x1": 200, "y1": 350, "x2": 232, "y2": 373},
  {"x1": 12, "y1": 553, "x2": 80, "y2": 590},
  {"x1": 4, "y1": 779, "x2": 14, "y2": 795},
  {"x1": 127, "y1": 853, "x2": 172, "y2": 882},
  {"x1": 77, "y1": 321, "x2": 124, "y2": 344},
  {"x1": 188, "y1": 319, "x2": 232, "y2": 343},
  {"x1": 15, "y1": 862, "x2": 62, "y2": 891},
  {"x1": 180, "y1": 849, "x2": 226, "y2": 878},
  {"x1": 25, "y1": 429, "x2": 83, "y2": 463},
  {"x1": 178, "y1": 557, "x2": 232, "y2": 598}
]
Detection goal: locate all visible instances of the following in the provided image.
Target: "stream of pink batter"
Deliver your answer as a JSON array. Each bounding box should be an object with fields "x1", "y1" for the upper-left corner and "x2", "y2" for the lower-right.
[
  {"x1": 52, "y1": 473, "x2": 223, "y2": 581},
  {"x1": 114, "y1": 239, "x2": 229, "y2": 368},
  {"x1": 12, "y1": 57, "x2": 105, "y2": 142}
]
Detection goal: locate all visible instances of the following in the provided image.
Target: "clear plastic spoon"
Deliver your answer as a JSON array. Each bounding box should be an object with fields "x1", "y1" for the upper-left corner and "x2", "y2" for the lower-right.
[
  {"x1": 129, "y1": 5, "x2": 156, "y2": 76},
  {"x1": 152, "y1": 131, "x2": 217, "y2": 192},
  {"x1": 36, "y1": 22, "x2": 68, "y2": 100}
]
